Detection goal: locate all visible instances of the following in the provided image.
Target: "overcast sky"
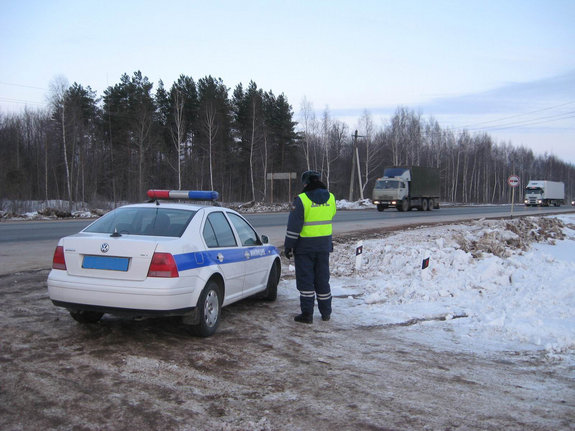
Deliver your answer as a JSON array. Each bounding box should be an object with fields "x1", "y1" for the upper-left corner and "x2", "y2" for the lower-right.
[{"x1": 1, "y1": 0, "x2": 574, "y2": 164}]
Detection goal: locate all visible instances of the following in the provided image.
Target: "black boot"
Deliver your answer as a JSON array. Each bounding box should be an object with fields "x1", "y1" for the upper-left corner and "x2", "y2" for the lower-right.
[
  {"x1": 321, "y1": 314, "x2": 331, "y2": 321},
  {"x1": 294, "y1": 313, "x2": 313, "y2": 324}
]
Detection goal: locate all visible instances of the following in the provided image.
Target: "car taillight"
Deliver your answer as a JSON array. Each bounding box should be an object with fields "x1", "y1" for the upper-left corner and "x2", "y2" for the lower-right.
[
  {"x1": 52, "y1": 246, "x2": 67, "y2": 270},
  {"x1": 147, "y1": 252, "x2": 179, "y2": 278}
]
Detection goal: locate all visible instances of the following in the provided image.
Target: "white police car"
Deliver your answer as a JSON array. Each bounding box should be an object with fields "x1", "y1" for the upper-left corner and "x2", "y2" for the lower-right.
[{"x1": 47, "y1": 190, "x2": 281, "y2": 337}]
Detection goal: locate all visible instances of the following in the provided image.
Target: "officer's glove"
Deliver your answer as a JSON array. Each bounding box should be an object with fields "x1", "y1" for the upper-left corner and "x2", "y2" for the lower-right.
[{"x1": 284, "y1": 248, "x2": 293, "y2": 259}]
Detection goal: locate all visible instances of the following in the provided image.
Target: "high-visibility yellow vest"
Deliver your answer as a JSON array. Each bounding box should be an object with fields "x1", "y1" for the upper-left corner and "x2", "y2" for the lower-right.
[{"x1": 299, "y1": 192, "x2": 336, "y2": 237}]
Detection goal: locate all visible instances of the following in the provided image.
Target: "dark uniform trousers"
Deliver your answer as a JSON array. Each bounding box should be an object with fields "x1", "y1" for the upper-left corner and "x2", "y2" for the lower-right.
[{"x1": 294, "y1": 251, "x2": 332, "y2": 317}]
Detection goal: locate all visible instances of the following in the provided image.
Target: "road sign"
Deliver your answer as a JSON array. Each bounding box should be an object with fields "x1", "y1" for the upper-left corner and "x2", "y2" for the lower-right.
[
  {"x1": 266, "y1": 172, "x2": 297, "y2": 203},
  {"x1": 508, "y1": 175, "x2": 520, "y2": 187},
  {"x1": 266, "y1": 172, "x2": 297, "y2": 180},
  {"x1": 508, "y1": 175, "x2": 520, "y2": 218}
]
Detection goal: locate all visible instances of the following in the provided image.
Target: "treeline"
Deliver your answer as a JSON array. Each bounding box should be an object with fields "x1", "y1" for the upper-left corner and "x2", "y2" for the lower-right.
[{"x1": 1, "y1": 71, "x2": 573, "y2": 207}]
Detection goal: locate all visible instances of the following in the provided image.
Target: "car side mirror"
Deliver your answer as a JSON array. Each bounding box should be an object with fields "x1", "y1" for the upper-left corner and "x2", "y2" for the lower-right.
[{"x1": 260, "y1": 234, "x2": 269, "y2": 244}]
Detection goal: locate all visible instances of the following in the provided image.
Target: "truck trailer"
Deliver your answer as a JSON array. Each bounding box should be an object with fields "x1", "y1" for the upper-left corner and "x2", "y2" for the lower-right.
[
  {"x1": 371, "y1": 166, "x2": 440, "y2": 212},
  {"x1": 524, "y1": 180, "x2": 565, "y2": 207}
]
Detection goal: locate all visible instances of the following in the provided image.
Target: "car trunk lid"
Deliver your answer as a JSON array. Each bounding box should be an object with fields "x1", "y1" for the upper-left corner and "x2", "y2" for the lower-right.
[{"x1": 61, "y1": 234, "x2": 160, "y2": 281}]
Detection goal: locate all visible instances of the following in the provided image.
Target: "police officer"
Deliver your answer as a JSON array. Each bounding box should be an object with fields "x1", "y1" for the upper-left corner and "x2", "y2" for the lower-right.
[{"x1": 284, "y1": 170, "x2": 336, "y2": 323}]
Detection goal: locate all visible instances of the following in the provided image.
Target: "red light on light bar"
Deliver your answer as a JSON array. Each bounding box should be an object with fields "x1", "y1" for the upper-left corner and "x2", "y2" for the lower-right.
[{"x1": 147, "y1": 190, "x2": 171, "y2": 199}]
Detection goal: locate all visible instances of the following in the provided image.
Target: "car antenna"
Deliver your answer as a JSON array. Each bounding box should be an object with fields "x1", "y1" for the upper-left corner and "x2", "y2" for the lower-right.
[{"x1": 110, "y1": 227, "x2": 122, "y2": 238}]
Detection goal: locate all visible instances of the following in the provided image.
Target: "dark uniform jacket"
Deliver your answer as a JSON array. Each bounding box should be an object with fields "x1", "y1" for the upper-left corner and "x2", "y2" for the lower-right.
[{"x1": 284, "y1": 183, "x2": 334, "y2": 254}]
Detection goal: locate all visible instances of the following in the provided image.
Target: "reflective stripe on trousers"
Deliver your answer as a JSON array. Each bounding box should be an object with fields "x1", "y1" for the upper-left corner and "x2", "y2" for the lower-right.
[{"x1": 294, "y1": 252, "x2": 332, "y2": 317}]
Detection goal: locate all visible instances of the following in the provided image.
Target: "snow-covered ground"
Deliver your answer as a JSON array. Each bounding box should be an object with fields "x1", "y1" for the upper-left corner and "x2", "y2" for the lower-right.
[{"x1": 282, "y1": 214, "x2": 575, "y2": 363}]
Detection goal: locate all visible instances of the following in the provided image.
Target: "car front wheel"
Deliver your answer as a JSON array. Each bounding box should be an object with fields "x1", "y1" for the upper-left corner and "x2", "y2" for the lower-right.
[{"x1": 261, "y1": 261, "x2": 279, "y2": 301}]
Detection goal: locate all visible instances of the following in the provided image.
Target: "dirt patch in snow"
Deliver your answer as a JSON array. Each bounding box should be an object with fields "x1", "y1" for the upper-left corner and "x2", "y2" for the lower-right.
[{"x1": 455, "y1": 217, "x2": 570, "y2": 258}]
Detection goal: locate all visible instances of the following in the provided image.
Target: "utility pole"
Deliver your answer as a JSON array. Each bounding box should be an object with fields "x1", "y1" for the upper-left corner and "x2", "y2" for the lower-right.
[{"x1": 348, "y1": 130, "x2": 365, "y2": 201}]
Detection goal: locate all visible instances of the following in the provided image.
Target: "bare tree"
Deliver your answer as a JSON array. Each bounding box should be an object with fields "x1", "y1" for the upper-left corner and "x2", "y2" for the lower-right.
[
  {"x1": 201, "y1": 102, "x2": 218, "y2": 191},
  {"x1": 298, "y1": 97, "x2": 318, "y2": 170},
  {"x1": 320, "y1": 108, "x2": 331, "y2": 186},
  {"x1": 135, "y1": 104, "x2": 153, "y2": 199},
  {"x1": 172, "y1": 89, "x2": 186, "y2": 189},
  {"x1": 357, "y1": 110, "x2": 381, "y2": 196},
  {"x1": 48, "y1": 75, "x2": 72, "y2": 210}
]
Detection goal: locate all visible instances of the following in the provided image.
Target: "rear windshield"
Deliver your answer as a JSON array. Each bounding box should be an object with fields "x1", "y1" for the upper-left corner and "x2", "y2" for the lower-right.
[{"x1": 84, "y1": 207, "x2": 196, "y2": 237}]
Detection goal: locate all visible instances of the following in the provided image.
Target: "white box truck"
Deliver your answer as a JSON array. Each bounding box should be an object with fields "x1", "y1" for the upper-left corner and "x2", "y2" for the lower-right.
[
  {"x1": 524, "y1": 180, "x2": 565, "y2": 207},
  {"x1": 372, "y1": 166, "x2": 440, "y2": 212}
]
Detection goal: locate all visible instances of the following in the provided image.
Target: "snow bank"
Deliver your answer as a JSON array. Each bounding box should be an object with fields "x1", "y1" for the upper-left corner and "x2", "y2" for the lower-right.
[
  {"x1": 283, "y1": 215, "x2": 575, "y2": 361},
  {"x1": 336, "y1": 199, "x2": 376, "y2": 210}
]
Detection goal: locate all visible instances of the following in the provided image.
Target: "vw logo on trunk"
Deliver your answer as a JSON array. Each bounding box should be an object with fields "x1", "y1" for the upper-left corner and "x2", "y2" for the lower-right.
[{"x1": 101, "y1": 243, "x2": 110, "y2": 253}]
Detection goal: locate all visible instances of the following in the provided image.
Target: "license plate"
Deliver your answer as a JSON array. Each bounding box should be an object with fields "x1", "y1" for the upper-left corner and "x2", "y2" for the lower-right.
[{"x1": 83, "y1": 255, "x2": 130, "y2": 271}]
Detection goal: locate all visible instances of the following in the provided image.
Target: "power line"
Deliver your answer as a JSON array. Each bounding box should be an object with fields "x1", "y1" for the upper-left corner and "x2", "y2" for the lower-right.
[
  {"x1": 468, "y1": 112, "x2": 575, "y2": 132},
  {"x1": 0, "y1": 81, "x2": 48, "y2": 109},
  {"x1": 459, "y1": 100, "x2": 575, "y2": 129},
  {"x1": 395, "y1": 109, "x2": 575, "y2": 140},
  {"x1": 0, "y1": 96, "x2": 45, "y2": 106},
  {"x1": 465, "y1": 110, "x2": 575, "y2": 132},
  {"x1": 0, "y1": 81, "x2": 46, "y2": 91}
]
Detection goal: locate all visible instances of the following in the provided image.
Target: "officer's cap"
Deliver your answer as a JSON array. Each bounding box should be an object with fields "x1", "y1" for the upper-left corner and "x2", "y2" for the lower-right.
[{"x1": 301, "y1": 170, "x2": 321, "y2": 185}]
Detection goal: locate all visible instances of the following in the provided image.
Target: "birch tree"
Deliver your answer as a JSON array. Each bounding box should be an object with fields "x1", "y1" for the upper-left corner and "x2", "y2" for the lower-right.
[
  {"x1": 170, "y1": 75, "x2": 198, "y2": 189},
  {"x1": 298, "y1": 97, "x2": 318, "y2": 170},
  {"x1": 356, "y1": 110, "x2": 381, "y2": 195},
  {"x1": 48, "y1": 75, "x2": 72, "y2": 210},
  {"x1": 197, "y1": 76, "x2": 230, "y2": 195}
]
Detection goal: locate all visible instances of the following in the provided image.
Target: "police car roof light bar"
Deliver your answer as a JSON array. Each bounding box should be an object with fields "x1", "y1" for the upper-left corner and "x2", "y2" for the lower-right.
[{"x1": 147, "y1": 190, "x2": 219, "y2": 201}]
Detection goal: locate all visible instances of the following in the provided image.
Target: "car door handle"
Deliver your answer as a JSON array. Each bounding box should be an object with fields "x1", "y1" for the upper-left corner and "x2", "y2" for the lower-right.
[{"x1": 217, "y1": 253, "x2": 224, "y2": 262}]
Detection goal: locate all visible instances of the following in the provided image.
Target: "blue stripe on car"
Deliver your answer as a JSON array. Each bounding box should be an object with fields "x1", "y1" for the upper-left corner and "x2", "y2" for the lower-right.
[{"x1": 174, "y1": 245, "x2": 278, "y2": 272}]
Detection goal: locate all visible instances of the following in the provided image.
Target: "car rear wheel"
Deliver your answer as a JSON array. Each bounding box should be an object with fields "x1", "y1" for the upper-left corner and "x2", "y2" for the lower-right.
[
  {"x1": 69, "y1": 310, "x2": 103, "y2": 324},
  {"x1": 192, "y1": 280, "x2": 221, "y2": 337}
]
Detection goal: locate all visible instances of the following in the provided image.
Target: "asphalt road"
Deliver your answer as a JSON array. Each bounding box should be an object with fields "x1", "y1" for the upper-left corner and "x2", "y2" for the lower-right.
[
  {"x1": 1, "y1": 204, "x2": 574, "y2": 275},
  {"x1": 2, "y1": 203, "x2": 573, "y2": 243}
]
